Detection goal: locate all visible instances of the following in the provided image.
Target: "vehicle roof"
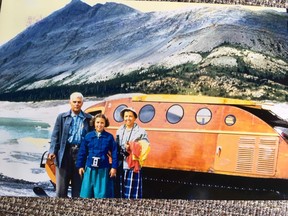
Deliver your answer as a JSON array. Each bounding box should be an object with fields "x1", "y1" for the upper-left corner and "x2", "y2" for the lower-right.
[{"x1": 131, "y1": 94, "x2": 262, "y2": 108}]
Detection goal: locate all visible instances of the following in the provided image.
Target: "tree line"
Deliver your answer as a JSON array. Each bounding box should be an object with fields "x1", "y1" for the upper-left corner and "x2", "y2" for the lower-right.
[{"x1": 0, "y1": 59, "x2": 287, "y2": 102}]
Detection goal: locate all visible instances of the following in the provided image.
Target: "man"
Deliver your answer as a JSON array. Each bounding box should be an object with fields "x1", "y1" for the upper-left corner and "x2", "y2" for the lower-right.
[{"x1": 48, "y1": 92, "x2": 93, "y2": 198}]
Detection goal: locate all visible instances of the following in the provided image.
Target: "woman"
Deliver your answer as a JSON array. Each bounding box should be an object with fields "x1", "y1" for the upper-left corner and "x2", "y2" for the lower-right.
[
  {"x1": 116, "y1": 107, "x2": 149, "y2": 198},
  {"x1": 76, "y1": 114, "x2": 117, "y2": 198}
]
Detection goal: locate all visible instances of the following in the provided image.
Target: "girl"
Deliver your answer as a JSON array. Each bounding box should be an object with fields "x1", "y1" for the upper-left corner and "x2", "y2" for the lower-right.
[{"x1": 76, "y1": 114, "x2": 117, "y2": 198}]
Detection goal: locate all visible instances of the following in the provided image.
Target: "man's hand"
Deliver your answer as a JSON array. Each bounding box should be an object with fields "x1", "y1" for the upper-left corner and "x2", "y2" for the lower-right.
[{"x1": 48, "y1": 153, "x2": 56, "y2": 160}]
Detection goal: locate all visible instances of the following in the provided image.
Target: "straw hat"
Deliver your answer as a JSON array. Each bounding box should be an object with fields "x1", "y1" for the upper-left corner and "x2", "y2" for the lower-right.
[{"x1": 120, "y1": 107, "x2": 138, "y2": 119}]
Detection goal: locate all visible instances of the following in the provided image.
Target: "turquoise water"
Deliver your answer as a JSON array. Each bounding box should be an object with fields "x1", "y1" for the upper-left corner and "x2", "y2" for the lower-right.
[
  {"x1": 0, "y1": 117, "x2": 50, "y2": 140},
  {"x1": 0, "y1": 117, "x2": 52, "y2": 182}
]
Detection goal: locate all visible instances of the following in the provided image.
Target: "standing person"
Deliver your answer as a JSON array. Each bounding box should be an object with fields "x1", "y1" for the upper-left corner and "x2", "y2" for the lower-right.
[
  {"x1": 116, "y1": 107, "x2": 149, "y2": 199},
  {"x1": 76, "y1": 114, "x2": 117, "y2": 198},
  {"x1": 48, "y1": 92, "x2": 93, "y2": 198}
]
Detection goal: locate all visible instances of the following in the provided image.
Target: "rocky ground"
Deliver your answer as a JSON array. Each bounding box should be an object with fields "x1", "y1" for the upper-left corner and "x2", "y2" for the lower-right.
[{"x1": 0, "y1": 197, "x2": 287, "y2": 215}]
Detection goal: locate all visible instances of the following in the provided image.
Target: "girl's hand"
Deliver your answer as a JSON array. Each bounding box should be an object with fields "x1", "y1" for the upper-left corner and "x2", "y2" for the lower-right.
[
  {"x1": 79, "y1": 168, "x2": 85, "y2": 176},
  {"x1": 109, "y1": 168, "x2": 117, "y2": 178}
]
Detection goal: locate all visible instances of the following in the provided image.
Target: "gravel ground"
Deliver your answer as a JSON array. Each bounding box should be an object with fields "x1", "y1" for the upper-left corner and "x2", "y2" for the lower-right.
[{"x1": 0, "y1": 197, "x2": 288, "y2": 216}]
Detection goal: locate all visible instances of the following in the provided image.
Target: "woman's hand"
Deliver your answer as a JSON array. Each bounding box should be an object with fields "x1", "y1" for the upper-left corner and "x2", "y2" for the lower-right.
[
  {"x1": 109, "y1": 168, "x2": 117, "y2": 178},
  {"x1": 79, "y1": 168, "x2": 85, "y2": 176},
  {"x1": 125, "y1": 142, "x2": 130, "y2": 152}
]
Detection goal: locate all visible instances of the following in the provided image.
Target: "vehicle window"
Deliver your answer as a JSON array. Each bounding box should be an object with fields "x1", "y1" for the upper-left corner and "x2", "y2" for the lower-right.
[
  {"x1": 274, "y1": 126, "x2": 288, "y2": 141},
  {"x1": 139, "y1": 104, "x2": 155, "y2": 123},
  {"x1": 196, "y1": 108, "x2": 211, "y2": 125},
  {"x1": 225, "y1": 115, "x2": 236, "y2": 126},
  {"x1": 88, "y1": 110, "x2": 102, "y2": 117},
  {"x1": 167, "y1": 104, "x2": 184, "y2": 124},
  {"x1": 114, "y1": 104, "x2": 127, "y2": 122}
]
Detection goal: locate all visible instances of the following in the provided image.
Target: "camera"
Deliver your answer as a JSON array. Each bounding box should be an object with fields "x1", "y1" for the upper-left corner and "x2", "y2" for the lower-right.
[
  {"x1": 116, "y1": 135, "x2": 130, "y2": 160},
  {"x1": 119, "y1": 147, "x2": 130, "y2": 157},
  {"x1": 91, "y1": 156, "x2": 100, "y2": 167}
]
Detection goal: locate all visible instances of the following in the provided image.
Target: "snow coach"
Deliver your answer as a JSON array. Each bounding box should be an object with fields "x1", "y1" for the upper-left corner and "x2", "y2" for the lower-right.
[{"x1": 40, "y1": 94, "x2": 288, "y2": 199}]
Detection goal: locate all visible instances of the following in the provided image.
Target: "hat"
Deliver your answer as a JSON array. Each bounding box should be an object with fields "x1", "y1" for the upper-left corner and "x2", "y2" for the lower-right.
[{"x1": 120, "y1": 107, "x2": 138, "y2": 119}]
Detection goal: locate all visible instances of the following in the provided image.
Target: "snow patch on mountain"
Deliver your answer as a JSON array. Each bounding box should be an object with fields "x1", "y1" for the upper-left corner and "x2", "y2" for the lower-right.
[{"x1": 0, "y1": 2, "x2": 287, "y2": 92}]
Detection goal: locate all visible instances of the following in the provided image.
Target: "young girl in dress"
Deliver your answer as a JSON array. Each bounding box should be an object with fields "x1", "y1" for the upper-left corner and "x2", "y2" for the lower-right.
[{"x1": 76, "y1": 114, "x2": 117, "y2": 198}]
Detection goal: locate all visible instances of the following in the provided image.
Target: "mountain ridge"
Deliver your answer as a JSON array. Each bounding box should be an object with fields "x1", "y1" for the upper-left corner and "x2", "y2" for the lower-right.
[{"x1": 0, "y1": 2, "x2": 287, "y2": 100}]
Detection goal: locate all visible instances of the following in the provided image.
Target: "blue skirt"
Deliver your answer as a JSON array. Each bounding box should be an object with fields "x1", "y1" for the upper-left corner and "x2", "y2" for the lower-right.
[
  {"x1": 121, "y1": 169, "x2": 142, "y2": 198},
  {"x1": 80, "y1": 167, "x2": 114, "y2": 198}
]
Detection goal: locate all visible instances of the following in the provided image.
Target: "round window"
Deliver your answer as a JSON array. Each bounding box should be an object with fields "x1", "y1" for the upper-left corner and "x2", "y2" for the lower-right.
[
  {"x1": 139, "y1": 105, "x2": 155, "y2": 123},
  {"x1": 196, "y1": 108, "x2": 212, "y2": 125},
  {"x1": 225, "y1": 115, "x2": 236, "y2": 126},
  {"x1": 167, "y1": 105, "x2": 184, "y2": 124},
  {"x1": 114, "y1": 104, "x2": 127, "y2": 122}
]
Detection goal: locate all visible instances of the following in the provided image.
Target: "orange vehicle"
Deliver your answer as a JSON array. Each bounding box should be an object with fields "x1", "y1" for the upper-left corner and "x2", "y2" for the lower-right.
[{"x1": 42, "y1": 93, "x2": 288, "y2": 199}]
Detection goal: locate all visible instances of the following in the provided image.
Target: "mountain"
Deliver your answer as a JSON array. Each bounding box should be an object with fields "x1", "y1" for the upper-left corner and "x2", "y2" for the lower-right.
[{"x1": 0, "y1": 1, "x2": 287, "y2": 100}]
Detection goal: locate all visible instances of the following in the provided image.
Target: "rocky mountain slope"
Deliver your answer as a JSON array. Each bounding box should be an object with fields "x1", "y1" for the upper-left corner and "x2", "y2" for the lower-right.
[{"x1": 0, "y1": 1, "x2": 287, "y2": 100}]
